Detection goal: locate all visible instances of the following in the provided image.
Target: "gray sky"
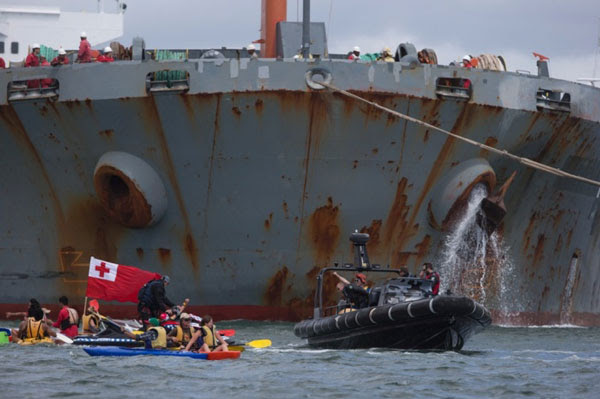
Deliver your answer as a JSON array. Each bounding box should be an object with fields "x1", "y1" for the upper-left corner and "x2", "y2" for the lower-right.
[{"x1": 9, "y1": 0, "x2": 600, "y2": 82}]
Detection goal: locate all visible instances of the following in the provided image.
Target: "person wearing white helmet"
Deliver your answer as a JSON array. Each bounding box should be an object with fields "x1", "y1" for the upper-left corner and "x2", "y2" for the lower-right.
[
  {"x1": 347, "y1": 46, "x2": 361, "y2": 60},
  {"x1": 51, "y1": 48, "x2": 70, "y2": 66},
  {"x1": 77, "y1": 32, "x2": 91, "y2": 63},
  {"x1": 97, "y1": 46, "x2": 114, "y2": 63},
  {"x1": 247, "y1": 44, "x2": 258, "y2": 59},
  {"x1": 462, "y1": 54, "x2": 475, "y2": 68},
  {"x1": 25, "y1": 43, "x2": 41, "y2": 67}
]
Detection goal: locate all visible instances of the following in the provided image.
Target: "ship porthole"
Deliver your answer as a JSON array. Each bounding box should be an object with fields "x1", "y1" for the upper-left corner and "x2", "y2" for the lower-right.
[{"x1": 93, "y1": 151, "x2": 168, "y2": 228}]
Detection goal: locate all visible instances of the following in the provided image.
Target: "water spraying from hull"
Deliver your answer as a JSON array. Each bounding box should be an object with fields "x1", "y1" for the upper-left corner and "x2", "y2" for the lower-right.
[{"x1": 437, "y1": 184, "x2": 517, "y2": 314}]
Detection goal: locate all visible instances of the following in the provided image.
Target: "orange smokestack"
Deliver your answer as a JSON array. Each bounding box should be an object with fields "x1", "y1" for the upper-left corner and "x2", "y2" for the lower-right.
[{"x1": 260, "y1": 0, "x2": 287, "y2": 58}]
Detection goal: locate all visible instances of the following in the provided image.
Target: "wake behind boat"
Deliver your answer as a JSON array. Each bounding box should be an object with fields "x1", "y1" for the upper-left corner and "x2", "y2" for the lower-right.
[{"x1": 294, "y1": 232, "x2": 491, "y2": 350}]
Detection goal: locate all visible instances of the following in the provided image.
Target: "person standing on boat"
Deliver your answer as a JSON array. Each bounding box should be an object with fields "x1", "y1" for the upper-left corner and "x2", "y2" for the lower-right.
[
  {"x1": 137, "y1": 275, "x2": 176, "y2": 328},
  {"x1": 77, "y1": 32, "x2": 92, "y2": 63},
  {"x1": 47, "y1": 296, "x2": 79, "y2": 338},
  {"x1": 420, "y1": 263, "x2": 441, "y2": 295},
  {"x1": 333, "y1": 272, "x2": 370, "y2": 308},
  {"x1": 0, "y1": 57, "x2": 5, "y2": 68}
]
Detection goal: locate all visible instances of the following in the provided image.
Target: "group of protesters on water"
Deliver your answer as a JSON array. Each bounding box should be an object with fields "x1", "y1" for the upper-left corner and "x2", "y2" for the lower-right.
[{"x1": 5, "y1": 260, "x2": 440, "y2": 349}]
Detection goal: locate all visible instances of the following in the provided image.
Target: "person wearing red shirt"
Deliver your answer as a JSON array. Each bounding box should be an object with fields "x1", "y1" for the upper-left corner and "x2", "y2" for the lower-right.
[
  {"x1": 25, "y1": 43, "x2": 41, "y2": 88},
  {"x1": 348, "y1": 46, "x2": 360, "y2": 60},
  {"x1": 40, "y1": 57, "x2": 54, "y2": 88},
  {"x1": 77, "y1": 32, "x2": 91, "y2": 63},
  {"x1": 50, "y1": 296, "x2": 79, "y2": 338},
  {"x1": 419, "y1": 262, "x2": 441, "y2": 295},
  {"x1": 97, "y1": 46, "x2": 115, "y2": 63},
  {"x1": 0, "y1": 57, "x2": 6, "y2": 68},
  {"x1": 51, "y1": 48, "x2": 70, "y2": 66}
]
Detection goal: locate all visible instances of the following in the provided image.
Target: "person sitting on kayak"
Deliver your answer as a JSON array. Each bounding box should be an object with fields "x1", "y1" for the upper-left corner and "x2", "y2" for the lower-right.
[
  {"x1": 185, "y1": 315, "x2": 228, "y2": 353},
  {"x1": 46, "y1": 296, "x2": 79, "y2": 338},
  {"x1": 137, "y1": 275, "x2": 176, "y2": 329},
  {"x1": 12, "y1": 311, "x2": 55, "y2": 343},
  {"x1": 168, "y1": 313, "x2": 198, "y2": 349},
  {"x1": 122, "y1": 317, "x2": 167, "y2": 349},
  {"x1": 183, "y1": 324, "x2": 210, "y2": 353},
  {"x1": 82, "y1": 305, "x2": 101, "y2": 334},
  {"x1": 333, "y1": 272, "x2": 370, "y2": 309}
]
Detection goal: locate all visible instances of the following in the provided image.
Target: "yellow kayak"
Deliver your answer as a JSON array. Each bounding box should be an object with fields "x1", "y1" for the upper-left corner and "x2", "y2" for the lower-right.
[{"x1": 17, "y1": 337, "x2": 55, "y2": 345}]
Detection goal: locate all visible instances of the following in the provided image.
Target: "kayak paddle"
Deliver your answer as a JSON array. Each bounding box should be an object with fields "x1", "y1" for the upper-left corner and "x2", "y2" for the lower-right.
[{"x1": 229, "y1": 339, "x2": 272, "y2": 351}]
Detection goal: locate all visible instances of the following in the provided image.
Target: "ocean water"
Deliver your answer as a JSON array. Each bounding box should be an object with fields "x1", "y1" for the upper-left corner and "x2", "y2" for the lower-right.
[{"x1": 1, "y1": 320, "x2": 599, "y2": 399}]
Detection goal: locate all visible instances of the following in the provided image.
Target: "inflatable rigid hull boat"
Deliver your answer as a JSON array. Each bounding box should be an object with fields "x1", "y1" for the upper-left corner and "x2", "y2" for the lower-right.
[
  {"x1": 294, "y1": 294, "x2": 490, "y2": 350},
  {"x1": 293, "y1": 232, "x2": 491, "y2": 350}
]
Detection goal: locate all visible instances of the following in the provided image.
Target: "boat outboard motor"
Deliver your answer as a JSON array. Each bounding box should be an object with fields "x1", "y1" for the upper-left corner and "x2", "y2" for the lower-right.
[
  {"x1": 350, "y1": 232, "x2": 370, "y2": 268},
  {"x1": 477, "y1": 171, "x2": 516, "y2": 235}
]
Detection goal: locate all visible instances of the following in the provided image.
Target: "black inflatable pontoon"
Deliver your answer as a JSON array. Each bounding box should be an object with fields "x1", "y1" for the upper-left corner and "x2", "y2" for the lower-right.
[{"x1": 293, "y1": 232, "x2": 491, "y2": 350}]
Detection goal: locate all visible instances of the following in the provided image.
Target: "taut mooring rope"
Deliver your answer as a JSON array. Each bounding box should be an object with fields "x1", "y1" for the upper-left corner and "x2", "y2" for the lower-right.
[{"x1": 319, "y1": 81, "x2": 600, "y2": 188}]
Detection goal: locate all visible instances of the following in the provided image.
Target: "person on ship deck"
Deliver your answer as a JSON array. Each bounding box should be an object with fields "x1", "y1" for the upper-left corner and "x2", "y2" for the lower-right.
[
  {"x1": 51, "y1": 48, "x2": 70, "y2": 66},
  {"x1": 348, "y1": 46, "x2": 361, "y2": 60},
  {"x1": 77, "y1": 32, "x2": 92, "y2": 63},
  {"x1": 97, "y1": 47, "x2": 114, "y2": 63}
]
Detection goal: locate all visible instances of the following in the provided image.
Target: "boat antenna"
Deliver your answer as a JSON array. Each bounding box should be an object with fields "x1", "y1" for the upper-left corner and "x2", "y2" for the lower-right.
[{"x1": 302, "y1": 0, "x2": 311, "y2": 58}]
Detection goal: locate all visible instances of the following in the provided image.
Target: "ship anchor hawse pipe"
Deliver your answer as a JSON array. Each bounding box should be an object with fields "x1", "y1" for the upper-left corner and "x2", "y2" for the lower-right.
[{"x1": 477, "y1": 171, "x2": 517, "y2": 236}]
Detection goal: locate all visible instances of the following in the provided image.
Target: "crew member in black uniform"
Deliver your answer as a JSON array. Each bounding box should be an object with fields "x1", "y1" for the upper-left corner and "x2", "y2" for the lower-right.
[{"x1": 137, "y1": 275, "x2": 175, "y2": 329}]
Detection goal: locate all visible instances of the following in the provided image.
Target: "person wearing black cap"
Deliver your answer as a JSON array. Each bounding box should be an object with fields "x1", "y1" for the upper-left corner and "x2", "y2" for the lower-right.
[{"x1": 137, "y1": 275, "x2": 176, "y2": 329}]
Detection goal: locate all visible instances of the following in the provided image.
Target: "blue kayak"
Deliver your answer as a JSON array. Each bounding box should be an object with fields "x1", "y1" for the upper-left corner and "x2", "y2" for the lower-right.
[{"x1": 83, "y1": 346, "x2": 240, "y2": 360}]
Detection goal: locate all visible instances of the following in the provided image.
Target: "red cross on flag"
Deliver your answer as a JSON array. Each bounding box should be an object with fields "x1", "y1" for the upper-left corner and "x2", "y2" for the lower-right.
[{"x1": 86, "y1": 256, "x2": 162, "y2": 303}]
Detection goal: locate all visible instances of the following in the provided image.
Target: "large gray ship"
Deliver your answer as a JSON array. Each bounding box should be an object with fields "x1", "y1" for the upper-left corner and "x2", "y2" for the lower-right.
[{"x1": 1, "y1": 1, "x2": 599, "y2": 325}]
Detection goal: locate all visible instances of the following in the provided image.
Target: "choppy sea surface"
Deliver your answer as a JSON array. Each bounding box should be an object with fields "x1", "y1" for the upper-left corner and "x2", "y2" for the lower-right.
[{"x1": 1, "y1": 320, "x2": 599, "y2": 399}]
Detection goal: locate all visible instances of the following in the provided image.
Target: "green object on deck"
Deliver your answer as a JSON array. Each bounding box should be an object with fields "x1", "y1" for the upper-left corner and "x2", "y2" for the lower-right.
[
  {"x1": 40, "y1": 45, "x2": 58, "y2": 63},
  {"x1": 154, "y1": 50, "x2": 187, "y2": 85}
]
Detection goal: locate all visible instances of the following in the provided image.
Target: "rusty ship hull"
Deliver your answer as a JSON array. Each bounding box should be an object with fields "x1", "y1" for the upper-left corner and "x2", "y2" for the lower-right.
[{"x1": 1, "y1": 58, "x2": 599, "y2": 324}]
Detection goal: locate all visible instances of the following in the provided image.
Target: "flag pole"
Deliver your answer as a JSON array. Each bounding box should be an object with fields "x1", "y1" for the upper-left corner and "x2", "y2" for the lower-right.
[{"x1": 81, "y1": 296, "x2": 88, "y2": 333}]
